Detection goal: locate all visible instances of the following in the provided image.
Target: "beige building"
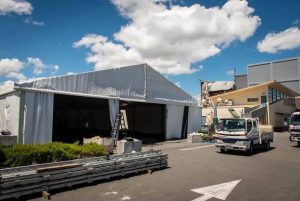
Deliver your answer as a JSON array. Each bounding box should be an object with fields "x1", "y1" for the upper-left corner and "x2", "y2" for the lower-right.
[{"x1": 202, "y1": 81, "x2": 298, "y2": 131}]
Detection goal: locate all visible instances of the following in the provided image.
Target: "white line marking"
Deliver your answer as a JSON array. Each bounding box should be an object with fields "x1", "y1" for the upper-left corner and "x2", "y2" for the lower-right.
[
  {"x1": 105, "y1": 191, "x2": 118, "y2": 196},
  {"x1": 180, "y1": 144, "x2": 215, "y2": 151},
  {"x1": 191, "y1": 194, "x2": 213, "y2": 201},
  {"x1": 191, "y1": 180, "x2": 241, "y2": 201},
  {"x1": 120, "y1": 195, "x2": 131, "y2": 200}
]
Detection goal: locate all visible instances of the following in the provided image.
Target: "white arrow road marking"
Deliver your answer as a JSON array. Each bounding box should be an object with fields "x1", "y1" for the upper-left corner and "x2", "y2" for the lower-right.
[
  {"x1": 191, "y1": 180, "x2": 241, "y2": 201},
  {"x1": 191, "y1": 194, "x2": 213, "y2": 201},
  {"x1": 180, "y1": 145, "x2": 215, "y2": 151}
]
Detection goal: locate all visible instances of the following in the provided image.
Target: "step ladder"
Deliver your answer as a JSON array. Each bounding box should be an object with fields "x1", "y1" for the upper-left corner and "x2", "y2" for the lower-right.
[{"x1": 111, "y1": 113, "x2": 127, "y2": 145}]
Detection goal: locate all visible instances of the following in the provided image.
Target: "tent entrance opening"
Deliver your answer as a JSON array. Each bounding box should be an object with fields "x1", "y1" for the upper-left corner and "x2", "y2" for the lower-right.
[
  {"x1": 52, "y1": 94, "x2": 111, "y2": 143},
  {"x1": 119, "y1": 101, "x2": 166, "y2": 144}
]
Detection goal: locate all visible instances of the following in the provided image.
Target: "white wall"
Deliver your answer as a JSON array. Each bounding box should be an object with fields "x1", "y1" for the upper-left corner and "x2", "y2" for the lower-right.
[
  {"x1": 187, "y1": 106, "x2": 202, "y2": 134},
  {"x1": 0, "y1": 92, "x2": 20, "y2": 136},
  {"x1": 166, "y1": 104, "x2": 184, "y2": 139}
]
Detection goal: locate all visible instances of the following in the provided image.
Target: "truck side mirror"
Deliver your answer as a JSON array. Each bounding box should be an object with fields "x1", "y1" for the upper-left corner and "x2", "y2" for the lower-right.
[
  {"x1": 247, "y1": 120, "x2": 252, "y2": 132},
  {"x1": 288, "y1": 117, "x2": 291, "y2": 125}
]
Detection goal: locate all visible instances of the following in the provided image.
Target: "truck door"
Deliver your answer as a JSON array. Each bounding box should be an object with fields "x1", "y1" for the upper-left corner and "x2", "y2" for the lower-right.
[
  {"x1": 251, "y1": 120, "x2": 259, "y2": 144},
  {"x1": 246, "y1": 119, "x2": 253, "y2": 138},
  {"x1": 254, "y1": 120, "x2": 262, "y2": 144},
  {"x1": 247, "y1": 119, "x2": 257, "y2": 143}
]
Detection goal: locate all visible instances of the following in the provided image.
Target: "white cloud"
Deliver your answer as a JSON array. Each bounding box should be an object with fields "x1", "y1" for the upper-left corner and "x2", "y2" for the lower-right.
[
  {"x1": 24, "y1": 17, "x2": 44, "y2": 26},
  {"x1": 73, "y1": 34, "x2": 143, "y2": 70},
  {"x1": 49, "y1": 64, "x2": 59, "y2": 75},
  {"x1": 27, "y1": 57, "x2": 46, "y2": 74},
  {"x1": 0, "y1": 0, "x2": 32, "y2": 15},
  {"x1": 27, "y1": 57, "x2": 59, "y2": 75},
  {"x1": 227, "y1": 69, "x2": 235, "y2": 76},
  {"x1": 0, "y1": 80, "x2": 14, "y2": 90},
  {"x1": 0, "y1": 58, "x2": 26, "y2": 80},
  {"x1": 257, "y1": 27, "x2": 300, "y2": 53},
  {"x1": 0, "y1": 57, "x2": 60, "y2": 83},
  {"x1": 74, "y1": 0, "x2": 260, "y2": 75},
  {"x1": 66, "y1": 72, "x2": 75, "y2": 75},
  {"x1": 52, "y1": 65, "x2": 59, "y2": 71}
]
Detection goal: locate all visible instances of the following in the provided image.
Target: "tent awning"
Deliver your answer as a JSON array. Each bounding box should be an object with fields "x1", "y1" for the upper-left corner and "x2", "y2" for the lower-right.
[{"x1": 12, "y1": 64, "x2": 197, "y2": 106}]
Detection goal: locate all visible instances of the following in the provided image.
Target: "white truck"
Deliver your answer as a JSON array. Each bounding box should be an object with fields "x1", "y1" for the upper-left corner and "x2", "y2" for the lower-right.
[
  {"x1": 214, "y1": 118, "x2": 273, "y2": 154},
  {"x1": 289, "y1": 111, "x2": 300, "y2": 147}
]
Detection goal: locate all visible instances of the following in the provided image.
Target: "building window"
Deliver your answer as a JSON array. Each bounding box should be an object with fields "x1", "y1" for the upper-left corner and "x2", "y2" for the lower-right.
[
  {"x1": 247, "y1": 98, "x2": 259, "y2": 102},
  {"x1": 280, "y1": 91, "x2": 283, "y2": 100},
  {"x1": 268, "y1": 87, "x2": 295, "y2": 103},
  {"x1": 272, "y1": 89, "x2": 276, "y2": 102}
]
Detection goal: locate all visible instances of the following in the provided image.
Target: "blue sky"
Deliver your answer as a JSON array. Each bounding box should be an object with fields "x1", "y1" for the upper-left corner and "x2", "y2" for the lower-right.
[{"x1": 0, "y1": 0, "x2": 300, "y2": 97}]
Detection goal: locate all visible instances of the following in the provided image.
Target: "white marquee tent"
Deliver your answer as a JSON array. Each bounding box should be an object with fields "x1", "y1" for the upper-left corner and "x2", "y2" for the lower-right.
[{"x1": 0, "y1": 64, "x2": 201, "y2": 144}]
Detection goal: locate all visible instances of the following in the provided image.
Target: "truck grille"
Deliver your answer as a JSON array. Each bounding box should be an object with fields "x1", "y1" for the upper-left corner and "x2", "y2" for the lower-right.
[{"x1": 222, "y1": 139, "x2": 238, "y2": 144}]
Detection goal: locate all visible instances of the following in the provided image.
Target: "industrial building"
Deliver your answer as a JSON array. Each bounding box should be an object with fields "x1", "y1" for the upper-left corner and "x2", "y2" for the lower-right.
[
  {"x1": 0, "y1": 64, "x2": 201, "y2": 145},
  {"x1": 235, "y1": 57, "x2": 300, "y2": 93}
]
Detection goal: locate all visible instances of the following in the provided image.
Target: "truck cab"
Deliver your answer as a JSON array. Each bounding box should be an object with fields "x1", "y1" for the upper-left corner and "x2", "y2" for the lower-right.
[
  {"x1": 289, "y1": 112, "x2": 300, "y2": 146},
  {"x1": 214, "y1": 118, "x2": 273, "y2": 154}
]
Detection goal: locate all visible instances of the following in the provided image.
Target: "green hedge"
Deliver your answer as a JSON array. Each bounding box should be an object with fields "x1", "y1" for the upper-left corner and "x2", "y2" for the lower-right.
[{"x1": 0, "y1": 142, "x2": 108, "y2": 168}]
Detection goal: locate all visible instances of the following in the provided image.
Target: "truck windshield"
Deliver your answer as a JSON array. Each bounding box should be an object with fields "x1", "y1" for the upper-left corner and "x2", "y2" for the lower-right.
[
  {"x1": 216, "y1": 119, "x2": 246, "y2": 131},
  {"x1": 291, "y1": 114, "x2": 300, "y2": 125}
]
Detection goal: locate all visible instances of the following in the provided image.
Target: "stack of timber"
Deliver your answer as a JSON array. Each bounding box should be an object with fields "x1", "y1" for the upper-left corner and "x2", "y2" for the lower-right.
[{"x1": 0, "y1": 150, "x2": 168, "y2": 200}]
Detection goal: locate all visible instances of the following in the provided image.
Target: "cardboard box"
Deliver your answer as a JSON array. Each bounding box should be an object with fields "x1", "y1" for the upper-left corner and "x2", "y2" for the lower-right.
[
  {"x1": 187, "y1": 133, "x2": 203, "y2": 143},
  {"x1": 116, "y1": 138, "x2": 142, "y2": 154}
]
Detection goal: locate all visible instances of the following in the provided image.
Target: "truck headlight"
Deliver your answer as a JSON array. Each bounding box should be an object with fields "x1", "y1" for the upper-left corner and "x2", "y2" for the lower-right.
[{"x1": 216, "y1": 139, "x2": 223, "y2": 144}]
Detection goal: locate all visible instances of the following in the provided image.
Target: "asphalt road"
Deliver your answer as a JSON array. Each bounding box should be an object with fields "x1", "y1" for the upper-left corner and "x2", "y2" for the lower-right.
[{"x1": 29, "y1": 132, "x2": 300, "y2": 201}]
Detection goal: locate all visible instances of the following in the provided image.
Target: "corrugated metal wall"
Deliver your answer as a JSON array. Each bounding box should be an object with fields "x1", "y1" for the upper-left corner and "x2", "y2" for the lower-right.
[
  {"x1": 248, "y1": 63, "x2": 272, "y2": 84},
  {"x1": 273, "y1": 59, "x2": 298, "y2": 81},
  {"x1": 235, "y1": 74, "x2": 248, "y2": 90},
  {"x1": 280, "y1": 81, "x2": 300, "y2": 94},
  {"x1": 248, "y1": 57, "x2": 300, "y2": 93}
]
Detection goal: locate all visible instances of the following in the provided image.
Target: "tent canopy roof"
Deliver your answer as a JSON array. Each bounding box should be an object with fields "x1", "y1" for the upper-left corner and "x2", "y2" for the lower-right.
[{"x1": 9, "y1": 64, "x2": 196, "y2": 106}]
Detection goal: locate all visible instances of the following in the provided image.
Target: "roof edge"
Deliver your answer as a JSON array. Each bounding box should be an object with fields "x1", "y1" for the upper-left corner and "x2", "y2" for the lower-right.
[
  {"x1": 248, "y1": 56, "x2": 300, "y2": 67},
  {"x1": 209, "y1": 80, "x2": 299, "y2": 99}
]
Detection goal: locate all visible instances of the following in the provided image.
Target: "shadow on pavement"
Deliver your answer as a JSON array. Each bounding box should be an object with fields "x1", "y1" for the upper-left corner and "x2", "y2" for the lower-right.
[{"x1": 216, "y1": 147, "x2": 276, "y2": 157}]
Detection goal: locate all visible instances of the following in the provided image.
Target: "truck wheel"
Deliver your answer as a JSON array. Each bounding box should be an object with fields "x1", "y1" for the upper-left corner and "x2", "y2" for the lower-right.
[
  {"x1": 247, "y1": 143, "x2": 253, "y2": 155},
  {"x1": 220, "y1": 147, "x2": 225, "y2": 153},
  {"x1": 265, "y1": 141, "x2": 271, "y2": 151}
]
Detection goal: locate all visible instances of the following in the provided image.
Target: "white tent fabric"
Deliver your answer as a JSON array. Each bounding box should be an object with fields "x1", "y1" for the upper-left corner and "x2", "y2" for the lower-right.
[
  {"x1": 166, "y1": 104, "x2": 184, "y2": 139},
  {"x1": 0, "y1": 64, "x2": 200, "y2": 144},
  {"x1": 0, "y1": 97, "x2": 6, "y2": 132},
  {"x1": 187, "y1": 106, "x2": 202, "y2": 134},
  {"x1": 23, "y1": 92, "x2": 54, "y2": 144},
  {"x1": 0, "y1": 92, "x2": 20, "y2": 136},
  {"x1": 18, "y1": 64, "x2": 197, "y2": 106},
  {"x1": 108, "y1": 99, "x2": 119, "y2": 127},
  {"x1": 5, "y1": 93, "x2": 20, "y2": 136}
]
